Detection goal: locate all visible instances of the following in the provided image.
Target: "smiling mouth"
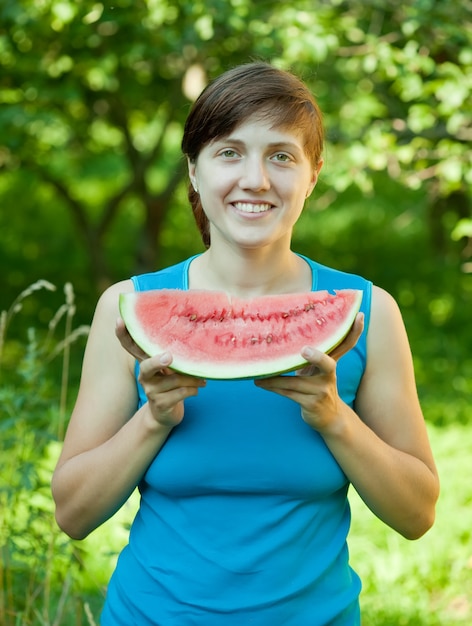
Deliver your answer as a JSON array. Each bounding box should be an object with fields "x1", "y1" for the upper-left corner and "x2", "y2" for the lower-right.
[{"x1": 233, "y1": 202, "x2": 273, "y2": 214}]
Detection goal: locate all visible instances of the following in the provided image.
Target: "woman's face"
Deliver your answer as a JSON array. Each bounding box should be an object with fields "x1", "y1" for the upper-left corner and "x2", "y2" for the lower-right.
[{"x1": 188, "y1": 115, "x2": 322, "y2": 252}]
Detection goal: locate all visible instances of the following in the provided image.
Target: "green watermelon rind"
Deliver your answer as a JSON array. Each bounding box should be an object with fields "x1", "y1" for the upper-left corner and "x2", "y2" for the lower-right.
[{"x1": 119, "y1": 289, "x2": 363, "y2": 380}]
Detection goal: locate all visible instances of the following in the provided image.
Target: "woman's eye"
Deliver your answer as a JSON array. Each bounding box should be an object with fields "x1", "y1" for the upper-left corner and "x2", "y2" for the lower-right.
[
  {"x1": 273, "y1": 153, "x2": 291, "y2": 162},
  {"x1": 220, "y1": 149, "x2": 238, "y2": 158}
]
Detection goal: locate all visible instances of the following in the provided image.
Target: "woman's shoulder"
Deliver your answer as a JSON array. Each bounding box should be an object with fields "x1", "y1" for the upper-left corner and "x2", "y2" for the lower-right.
[
  {"x1": 95, "y1": 279, "x2": 135, "y2": 319},
  {"x1": 369, "y1": 284, "x2": 405, "y2": 330}
]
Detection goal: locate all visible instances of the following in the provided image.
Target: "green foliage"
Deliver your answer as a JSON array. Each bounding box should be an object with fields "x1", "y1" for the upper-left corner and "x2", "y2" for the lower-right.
[
  {"x1": 2, "y1": 0, "x2": 472, "y2": 420},
  {"x1": 0, "y1": 283, "x2": 94, "y2": 625},
  {"x1": 349, "y1": 424, "x2": 472, "y2": 625},
  {"x1": 1, "y1": 0, "x2": 470, "y2": 292},
  {"x1": 1, "y1": 285, "x2": 471, "y2": 624}
]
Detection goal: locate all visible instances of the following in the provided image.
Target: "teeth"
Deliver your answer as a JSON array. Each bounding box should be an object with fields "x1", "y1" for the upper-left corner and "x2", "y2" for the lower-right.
[{"x1": 234, "y1": 202, "x2": 272, "y2": 213}]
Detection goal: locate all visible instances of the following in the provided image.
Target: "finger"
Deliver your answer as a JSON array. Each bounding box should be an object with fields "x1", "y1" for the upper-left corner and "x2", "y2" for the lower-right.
[
  {"x1": 139, "y1": 355, "x2": 206, "y2": 389},
  {"x1": 150, "y1": 383, "x2": 205, "y2": 409},
  {"x1": 299, "y1": 347, "x2": 321, "y2": 376},
  {"x1": 115, "y1": 318, "x2": 150, "y2": 361},
  {"x1": 287, "y1": 312, "x2": 365, "y2": 378},
  {"x1": 139, "y1": 352, "x2": 174, "y2": 378},
  {"x1": 327, "y1": 312, "x2": 364, "y2": 361},
  {"x1": 254, "y1": 349, "x2": 326, "y2": 388},
  {"x1": 146, "y1": 380, "x2": 207, "y2": 406},
  {"x1": 295, "y1": 346, "x2": 336, "y2": 377},
  {"x1": 255, "y1": 375, "x2": 321, "y2": 399}
]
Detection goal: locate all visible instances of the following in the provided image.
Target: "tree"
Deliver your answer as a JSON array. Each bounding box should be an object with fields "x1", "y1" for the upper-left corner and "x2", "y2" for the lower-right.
[
  {"x1": 1, "y1": 0, "x2": 470, "y2": 294},
  {"x1": 1, "y1": 0, "x2": 289, "y2": 289}
]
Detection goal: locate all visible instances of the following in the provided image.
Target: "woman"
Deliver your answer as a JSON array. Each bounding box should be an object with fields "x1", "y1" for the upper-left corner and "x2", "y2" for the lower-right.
[{"x1": 52, "y1": 62, "x2": 439, "y2": 625}]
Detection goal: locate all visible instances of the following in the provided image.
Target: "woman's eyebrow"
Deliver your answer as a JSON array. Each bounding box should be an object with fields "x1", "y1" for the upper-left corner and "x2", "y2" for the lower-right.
[{"x1": 213, "y1": 137, "x2": 303, "y2": 152}]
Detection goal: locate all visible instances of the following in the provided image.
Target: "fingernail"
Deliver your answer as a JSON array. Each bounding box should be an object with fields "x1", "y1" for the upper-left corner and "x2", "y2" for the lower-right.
[
  {"x1": 160, "y1": 352, "x2": 171, "y2": 365},
  {"x1": 302, "y1": 347, "x2": 314, "y2": 358}
]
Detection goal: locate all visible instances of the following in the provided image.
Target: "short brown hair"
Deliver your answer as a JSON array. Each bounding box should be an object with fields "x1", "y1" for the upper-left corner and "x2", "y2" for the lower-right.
[{"x1": 181, "y1": 62, "x2": 324, "y2": 247}]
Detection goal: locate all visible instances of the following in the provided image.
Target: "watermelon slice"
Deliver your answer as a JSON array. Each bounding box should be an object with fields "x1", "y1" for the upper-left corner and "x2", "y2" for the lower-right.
[{"x1": 119, "y1": 289, "x2": 363, "y2": 379}]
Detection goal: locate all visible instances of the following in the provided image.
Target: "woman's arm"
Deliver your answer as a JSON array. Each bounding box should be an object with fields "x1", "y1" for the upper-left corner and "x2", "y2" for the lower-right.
[
  {"x1": 256, "y1": 286, "x2": 439, "y2": 539},
  {"x1": 51, "y1": 281, "x2": 205, "y2": 540}
]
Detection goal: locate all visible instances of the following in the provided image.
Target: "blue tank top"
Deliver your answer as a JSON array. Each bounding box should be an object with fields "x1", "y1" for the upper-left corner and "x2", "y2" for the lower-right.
[{"x1": 101, "y1": 255, "x2": 372, "y2": 626}]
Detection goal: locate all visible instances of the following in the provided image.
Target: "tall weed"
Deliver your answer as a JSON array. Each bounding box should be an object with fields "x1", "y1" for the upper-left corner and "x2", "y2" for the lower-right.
[{"x1": 0, "y1": 281, "x2": 92, "y2": 625}]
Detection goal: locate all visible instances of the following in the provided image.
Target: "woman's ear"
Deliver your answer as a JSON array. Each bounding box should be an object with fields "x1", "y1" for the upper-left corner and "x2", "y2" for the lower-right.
[
  {"x1": 187, "y1": 158, "x2": 198, "y2": 192},
  {"x1": 306, "y1": 159, "x2": 324, "y2": 198}
]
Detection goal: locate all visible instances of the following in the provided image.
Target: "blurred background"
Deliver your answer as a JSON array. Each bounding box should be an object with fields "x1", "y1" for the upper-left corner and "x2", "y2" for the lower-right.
[{"x1": 1, "y1": 1, "x2": 471, "y2": 624}]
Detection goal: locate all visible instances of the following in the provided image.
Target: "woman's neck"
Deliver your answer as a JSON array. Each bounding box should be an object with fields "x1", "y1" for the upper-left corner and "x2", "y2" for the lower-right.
[{"x1": 189, "y1": 244, "x2": 312, "y2": 297}]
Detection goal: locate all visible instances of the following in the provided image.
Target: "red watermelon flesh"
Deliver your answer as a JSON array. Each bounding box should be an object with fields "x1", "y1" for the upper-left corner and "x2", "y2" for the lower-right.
[{"x1": 119, "y1": 289, "x2": 363, "y2": 379}]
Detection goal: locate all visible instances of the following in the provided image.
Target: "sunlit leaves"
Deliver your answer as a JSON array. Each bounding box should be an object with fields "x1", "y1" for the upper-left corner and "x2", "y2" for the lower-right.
[
  {"x1": 85, "y1": 60, "x2": 119, "y2": 91},
  {"x1": 194, "y1": 14, "x2": 214, "y2": 41},
  {"x1": 83, "y1": 3, "x2": 104, "y2": 25},
  {"x1": 0, "y1": 0, "x2": 470, "y2": 290},
  {"x1": 50, "y1": 0, "x2": 78, "y2": 30},
  {"x1": 428, "y1": 294, "x2": 455, "y2": 326},
  {"x1": 452, "y1": 217, "x2": 472, "y2": 238},
  {"x1": 434, "y1": 63, "x2": 471, "y2": 113},
  {"x1": 407, "y1": 104, "x2": 436, "y2": 133},
  {"x1": 45, "y1": 54, "x2": 74, "y2": 78}
]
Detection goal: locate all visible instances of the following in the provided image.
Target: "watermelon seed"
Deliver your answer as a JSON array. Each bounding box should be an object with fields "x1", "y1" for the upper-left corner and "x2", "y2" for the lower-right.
[
  {"x1": 189, "y1": 314, "x2": 197, "y2": 321},
  {"x1": 266, "y1": 334, "x2": 273, "y2": 343}
]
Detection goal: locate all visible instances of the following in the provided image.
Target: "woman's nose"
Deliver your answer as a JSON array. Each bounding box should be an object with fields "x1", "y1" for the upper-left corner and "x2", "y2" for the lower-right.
[{"x1": 239, "y1": 156, "x2": 270, "y2": 191}]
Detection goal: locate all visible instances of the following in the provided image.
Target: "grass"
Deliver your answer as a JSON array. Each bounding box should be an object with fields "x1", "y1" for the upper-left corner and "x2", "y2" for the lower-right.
[
  {"x1": 1, "y1": 282, "x2": 471, "y2": 624},
  {"x1": 349, "y1": 424, "x2": 472, "y2": 626}
]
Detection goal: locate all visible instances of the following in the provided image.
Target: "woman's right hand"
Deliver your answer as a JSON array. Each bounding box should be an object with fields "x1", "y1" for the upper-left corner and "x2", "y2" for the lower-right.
[{"x1": 116, "y1": 317, "x2": 206, "y2": 428}]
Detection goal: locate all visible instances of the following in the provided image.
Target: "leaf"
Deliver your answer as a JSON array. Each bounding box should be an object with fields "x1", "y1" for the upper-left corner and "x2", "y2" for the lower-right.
[{"x1": 452, "y1": 219, "x2": 472, "y2": 241}]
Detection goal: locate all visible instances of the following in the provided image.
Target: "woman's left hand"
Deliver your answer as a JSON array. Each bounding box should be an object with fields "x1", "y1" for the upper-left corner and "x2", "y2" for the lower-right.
[{"x1": 255, "y1": 313, "x2": 364, "y2": 433}]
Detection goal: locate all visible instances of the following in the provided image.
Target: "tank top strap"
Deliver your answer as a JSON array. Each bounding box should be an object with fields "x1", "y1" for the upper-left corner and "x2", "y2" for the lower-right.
[{"x1": 131, "y1": 255, "x2": 199, "y2": 292}]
